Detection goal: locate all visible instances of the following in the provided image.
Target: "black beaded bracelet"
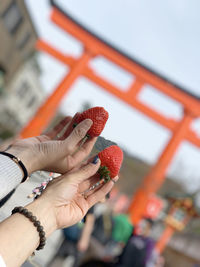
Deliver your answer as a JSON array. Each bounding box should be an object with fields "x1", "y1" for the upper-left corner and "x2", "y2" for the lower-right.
[
  {"x1": 12, "y1": 206, "x2": 46, "y2": 251},
  {"x1": 0, "y1": 151, "x2": 28, "y2": 183}
]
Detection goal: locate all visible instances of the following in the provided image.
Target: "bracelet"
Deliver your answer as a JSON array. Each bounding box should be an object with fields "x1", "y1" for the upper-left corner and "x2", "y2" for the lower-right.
[
  {"x1": 0, "y1": 151, "x2": 28, "y2": 183},
  {"x1": 12, "y1": 206, "x2": 46, "y2": 251}
]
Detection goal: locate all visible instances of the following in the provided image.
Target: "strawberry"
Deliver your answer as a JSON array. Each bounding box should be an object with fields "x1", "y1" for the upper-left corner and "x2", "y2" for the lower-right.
[
  {"x1": 75, "y1": 107, "x2": 109, "y2": 137},
  {"x1": 98, "y1": 145, "x2": 123, "y2": 181}
]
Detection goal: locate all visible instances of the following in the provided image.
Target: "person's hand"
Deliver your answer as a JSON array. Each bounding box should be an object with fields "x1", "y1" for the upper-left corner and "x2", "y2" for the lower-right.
[
  {"x1": 77, "y1": 239, "x2": 89, "y2": 252},
  {"x1": 26, "y1": 157, "x2": 119, "y2": 237},
  {"x1": 5, "y1": 114, "x2": 97, "y2": 175}
]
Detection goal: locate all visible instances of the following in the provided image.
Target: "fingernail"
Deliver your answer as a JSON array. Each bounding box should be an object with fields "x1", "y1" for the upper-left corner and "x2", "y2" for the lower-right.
[
  {"x1": 84, "y1": 119, "x2": 93, "y2": 127},
  {"x1": 92, "y1": 155, "x2": 99, "y2": 164}
]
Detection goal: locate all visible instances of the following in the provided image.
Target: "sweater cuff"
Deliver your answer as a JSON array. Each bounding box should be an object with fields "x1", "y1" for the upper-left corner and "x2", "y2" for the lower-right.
[{"x1": 0, "y1": 154, "x2": 22, "y2": 200}]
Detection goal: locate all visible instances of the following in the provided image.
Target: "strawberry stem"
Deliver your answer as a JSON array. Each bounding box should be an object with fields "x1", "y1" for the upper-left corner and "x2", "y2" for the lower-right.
[{"x1": 98, "y1": 166, "x2": 111, "y2": 182}]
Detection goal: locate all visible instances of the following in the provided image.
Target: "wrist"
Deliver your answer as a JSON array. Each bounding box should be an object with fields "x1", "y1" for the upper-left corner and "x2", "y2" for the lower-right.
[
  {"x1": 5, "y1": 147, "x2": 38, "y2": 175},
  {"x1": 25, "y1": 198, "x2": 57, "y2": 238}
]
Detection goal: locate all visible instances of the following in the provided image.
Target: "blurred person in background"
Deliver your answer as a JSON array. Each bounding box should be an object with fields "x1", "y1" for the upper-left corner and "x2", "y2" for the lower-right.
[
  {"x1": 109, "y1": 212, "x2": 133, "y2": 255},
  {"x1": 115, "y1": 218, "x2": 156, "y2": 267},
  {"x1": 101, "y1": 194, "x2": 133, "y2": 260},
  {"x1": 80, "y1": 218, "x2": 157, "y2": 267},
  {"x1": 82, "y1": 193, "x2": 114, "y2": 262},
  {"x1": 79, "y1": 195, "x2": 133, "y2": 266},
  {"x1": 81, "y1": 192, "x2": 133, "y2": 264}
]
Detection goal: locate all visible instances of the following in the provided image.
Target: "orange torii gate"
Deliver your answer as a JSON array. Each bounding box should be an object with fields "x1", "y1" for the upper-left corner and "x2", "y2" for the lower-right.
[{"x1": 20, "y1": 0, "x2": 200, "y2": 224}]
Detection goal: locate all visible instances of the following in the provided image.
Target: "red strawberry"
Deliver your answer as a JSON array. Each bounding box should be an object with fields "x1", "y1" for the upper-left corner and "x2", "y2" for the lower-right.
[
  {"x1": 75, "y1": 107, "x2": 109, "y2": 137},
  {"x1": 98, "y1": 145, "x2": 123, "y2": 181}
]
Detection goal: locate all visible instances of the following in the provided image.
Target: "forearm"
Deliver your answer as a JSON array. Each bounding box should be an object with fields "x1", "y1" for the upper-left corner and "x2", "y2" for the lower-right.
[
  {"x1": 0, "y1": 199, "x2": 56, "y2": 267},
  {"x1": 79, "y1": 215, "x2": 94, "y2": 245},
  {"x1": 0, "y1": 213, "x2": 40, "y2": 267}
]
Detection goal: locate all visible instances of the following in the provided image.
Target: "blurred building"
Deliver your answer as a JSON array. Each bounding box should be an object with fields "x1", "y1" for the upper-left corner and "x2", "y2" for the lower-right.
[
  {"x1": 0, "y1": 59, "x2": 45, "y2": 137},
  {"x1": 0, "y1": 0, "x2": 37, "y2": 85},
  {"x1": 0, "y1": 0, "x2": 45, "y2": 140}
]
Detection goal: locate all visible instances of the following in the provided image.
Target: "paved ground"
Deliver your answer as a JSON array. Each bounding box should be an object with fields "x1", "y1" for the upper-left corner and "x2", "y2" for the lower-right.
[{"x1": 0, "y1": 172, "x2": 64, "y2": 267}]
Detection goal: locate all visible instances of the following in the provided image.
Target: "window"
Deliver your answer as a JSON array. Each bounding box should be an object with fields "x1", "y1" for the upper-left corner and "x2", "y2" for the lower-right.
[
  {"x1": 17, "y1": 32, "x2": 31, "y2": 50},
  {"x1": 27, "y1": 95, "x2": 37, "y2": 108},
  {"x1": 2, "y1": 2, "x2": 23, "y2": 34},
  {"x1": 17, "y1": 81, "x2": 30, "y2": 98}
]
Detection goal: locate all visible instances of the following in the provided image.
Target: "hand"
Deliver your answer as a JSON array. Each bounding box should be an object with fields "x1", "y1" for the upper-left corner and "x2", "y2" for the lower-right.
[
  {"x1": 26, "y1": 158, "x2": 119, "y2": 237},
  {"x1": 77, "y1": 240, "x2": 89, "y2": 252},
  {"x1": 5, "y1": 114, "x2": 97, "y2": 174}
]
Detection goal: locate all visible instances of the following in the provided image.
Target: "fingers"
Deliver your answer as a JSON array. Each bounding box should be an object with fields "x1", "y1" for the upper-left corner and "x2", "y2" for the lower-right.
[
  {"x1": 45, "y1": 116, "x2": 72, "y2": 139},
  {"x1": 68, "y1": 157, "x2": 101, "y2": 184},
  {"x1": 60, "y1": 113, "x2": 80, "y2": 140},
  {"x1": 86, "y1": 176, "x2": 119, "y2": 208},
  {"x1": 68, "y1": 155, "x2": 100, "y2": 191},
  {"x1": 78, "y1": 173, "x2": 100, "y2": 193},
  {"x1": 83, "y1": 175, "x2": 119, "y2": 198},
  {"x1": 63, "y1": 119, "x2": 93, "y2": 152}
]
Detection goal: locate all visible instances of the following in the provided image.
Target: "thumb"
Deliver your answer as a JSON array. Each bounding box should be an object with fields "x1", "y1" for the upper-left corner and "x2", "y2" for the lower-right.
[{"x1": 62, "y1": 119, "x2": 93, "y2": 153}]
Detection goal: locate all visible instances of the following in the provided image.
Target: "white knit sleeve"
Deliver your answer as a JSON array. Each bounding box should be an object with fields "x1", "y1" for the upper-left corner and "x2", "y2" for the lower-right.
[
  {"x1": 0, "y1": 254, "x2": 6, "y2": 267},
  {"x1": 0, "y1": 154, "x2": 22, "y2": 200}
]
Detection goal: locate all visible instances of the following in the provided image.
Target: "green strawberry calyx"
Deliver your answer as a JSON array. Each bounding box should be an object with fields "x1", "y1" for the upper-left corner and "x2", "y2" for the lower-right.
[
  {"x1": 73, "y1": 123, "x2": 78, "y2": 128},
  {"x1": 98, "y1": 165, "x2": 111, "y2": 183}
]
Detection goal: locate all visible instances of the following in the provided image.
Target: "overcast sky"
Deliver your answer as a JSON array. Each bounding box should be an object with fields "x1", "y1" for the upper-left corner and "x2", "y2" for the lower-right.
[{"x1": 25, "y1": 0, "x2": 200, "y2": 191}]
